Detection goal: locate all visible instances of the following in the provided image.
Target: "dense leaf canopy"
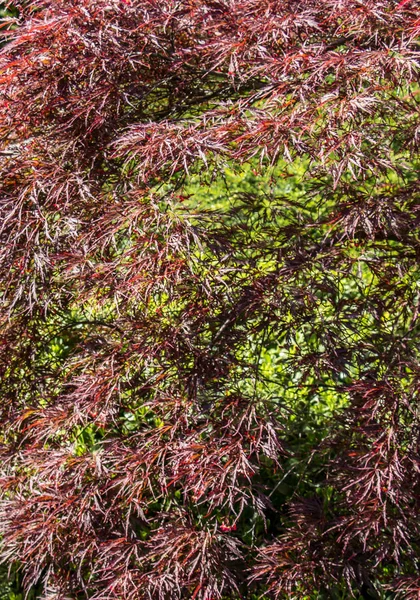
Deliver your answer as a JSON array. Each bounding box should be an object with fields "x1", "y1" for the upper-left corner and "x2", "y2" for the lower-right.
[{"x1": 0, "y1": 1, "x2": 419, "y2": 598}]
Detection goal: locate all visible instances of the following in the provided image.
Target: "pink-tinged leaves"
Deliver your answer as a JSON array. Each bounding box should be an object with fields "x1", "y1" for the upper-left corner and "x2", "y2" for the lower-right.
[{"x1": 0, "y1": 0, "x2": 419, "y2": 598}]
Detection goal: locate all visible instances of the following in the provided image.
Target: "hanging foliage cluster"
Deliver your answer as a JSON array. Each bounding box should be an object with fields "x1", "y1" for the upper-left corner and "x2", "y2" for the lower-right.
[{"x1": 0, "y1": 1, "x2": 419, "y2": 598}]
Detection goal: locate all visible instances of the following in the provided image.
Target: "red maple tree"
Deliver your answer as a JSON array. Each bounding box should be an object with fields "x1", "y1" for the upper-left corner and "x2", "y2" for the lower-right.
[{"x1": 0, "y1": 1, "x2": 419, "y2": 598}]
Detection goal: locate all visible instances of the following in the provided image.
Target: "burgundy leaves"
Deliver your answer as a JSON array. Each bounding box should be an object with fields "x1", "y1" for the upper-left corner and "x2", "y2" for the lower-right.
[{"x1": 0, "y1": 0, "x2": 419, "y2": 599}]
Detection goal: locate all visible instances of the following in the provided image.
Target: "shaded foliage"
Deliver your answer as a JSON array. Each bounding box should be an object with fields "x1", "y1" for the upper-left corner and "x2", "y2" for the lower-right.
[{"x1": 0, "y1": 1, "x2": 419, "y2": 599}]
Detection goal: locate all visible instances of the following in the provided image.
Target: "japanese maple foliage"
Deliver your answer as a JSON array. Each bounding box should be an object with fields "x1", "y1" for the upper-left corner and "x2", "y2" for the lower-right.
[{"x1": 0, "y1": 1, "x2": 419, "y2": 598}]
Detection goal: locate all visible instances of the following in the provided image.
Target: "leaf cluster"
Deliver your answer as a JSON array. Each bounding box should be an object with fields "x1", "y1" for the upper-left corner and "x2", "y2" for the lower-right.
[{"x1": 0, "y1": 1, "x2": 419, "y2": 599}]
